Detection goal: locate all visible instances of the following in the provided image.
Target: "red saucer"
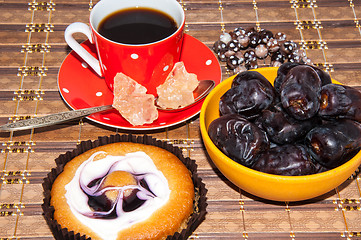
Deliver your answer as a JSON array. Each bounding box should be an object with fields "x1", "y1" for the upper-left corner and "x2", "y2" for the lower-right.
[{"x1": 58, "y1": 34, "x2": 222, "y2": 130}]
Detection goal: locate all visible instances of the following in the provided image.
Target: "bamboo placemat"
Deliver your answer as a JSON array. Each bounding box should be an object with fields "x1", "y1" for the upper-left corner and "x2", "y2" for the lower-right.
[{"x1": 0, "y1": 0, "x2": 361, "y2": 239}]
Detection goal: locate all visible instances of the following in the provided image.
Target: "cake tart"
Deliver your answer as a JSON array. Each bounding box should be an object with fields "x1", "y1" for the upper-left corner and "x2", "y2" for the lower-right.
[{"x1": 42, "y1": 134, "x2": 207, "y2": 240}]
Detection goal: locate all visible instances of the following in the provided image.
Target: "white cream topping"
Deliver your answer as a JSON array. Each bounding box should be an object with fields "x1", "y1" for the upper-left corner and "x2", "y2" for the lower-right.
[{"x1": 65, "y1": 151, "x2": 171, "y2": 240}]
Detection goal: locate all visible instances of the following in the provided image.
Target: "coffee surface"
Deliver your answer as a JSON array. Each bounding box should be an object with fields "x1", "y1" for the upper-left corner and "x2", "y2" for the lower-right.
[{"x1": 98, "y1": 8, "x2": 178, "y2": 44}]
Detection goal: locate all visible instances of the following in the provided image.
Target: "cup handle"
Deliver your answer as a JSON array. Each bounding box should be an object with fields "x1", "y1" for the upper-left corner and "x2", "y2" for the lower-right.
[{"x1": 64, "y1": 22, "x2": 102, "y2": 77}]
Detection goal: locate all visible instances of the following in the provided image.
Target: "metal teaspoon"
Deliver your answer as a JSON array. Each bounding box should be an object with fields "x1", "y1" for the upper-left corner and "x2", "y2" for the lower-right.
[{"x1": 0, "y1": 80, "x2": 215, "y2": 132}]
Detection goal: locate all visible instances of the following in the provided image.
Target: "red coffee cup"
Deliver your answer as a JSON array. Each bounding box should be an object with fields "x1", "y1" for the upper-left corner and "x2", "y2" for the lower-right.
[{"x1": 64, "y1": 0, "x2": 185, "y2": 95}]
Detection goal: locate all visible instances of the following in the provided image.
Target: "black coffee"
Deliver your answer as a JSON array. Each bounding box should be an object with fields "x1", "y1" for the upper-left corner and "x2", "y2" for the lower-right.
[{"x1": 98, "y1": 8, "x2": 178, "y2": 44}]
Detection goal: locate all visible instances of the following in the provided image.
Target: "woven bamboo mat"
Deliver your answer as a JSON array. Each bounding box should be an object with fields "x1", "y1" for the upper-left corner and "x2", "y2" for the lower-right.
[{"x1": 0, "y1": 0, "x2": 361, "y2": 239}]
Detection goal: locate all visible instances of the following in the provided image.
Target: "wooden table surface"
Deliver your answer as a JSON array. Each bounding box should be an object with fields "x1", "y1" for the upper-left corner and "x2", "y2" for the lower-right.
[{"x1": 1, "y1": 0, "x2": 361, "y2": 239}]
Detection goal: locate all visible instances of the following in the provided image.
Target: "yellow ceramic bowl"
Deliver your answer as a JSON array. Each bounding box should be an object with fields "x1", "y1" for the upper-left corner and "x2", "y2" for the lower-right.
[{"x1": 200, "y1": 67, "x2": 361, "y2": 202}]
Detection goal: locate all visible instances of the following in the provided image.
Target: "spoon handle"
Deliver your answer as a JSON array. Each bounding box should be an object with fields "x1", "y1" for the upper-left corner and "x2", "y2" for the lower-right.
[{"x1": 0, "y1": 105, "x2": 113, "y2": 132}]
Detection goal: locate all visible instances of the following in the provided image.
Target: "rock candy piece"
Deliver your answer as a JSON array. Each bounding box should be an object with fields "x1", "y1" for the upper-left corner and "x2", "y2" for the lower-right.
[
  {"x1": 112, "y1": 73, "x2": 158, "y2": 126},
  {"x1": 156, "y1": 62, "x2": 199, "y2": 109}
]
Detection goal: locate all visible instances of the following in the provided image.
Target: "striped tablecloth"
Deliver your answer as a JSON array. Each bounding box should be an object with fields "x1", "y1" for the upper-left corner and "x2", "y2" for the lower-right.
[{"x1": 0, "y1": 0, "x2": 360, "y2": 239}]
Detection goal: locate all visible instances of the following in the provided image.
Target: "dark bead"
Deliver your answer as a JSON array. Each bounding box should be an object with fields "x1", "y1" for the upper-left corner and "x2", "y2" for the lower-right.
[
  {"x1": 227, "y1": 55, "x2": 244, "y2": 70},
  {"x1": 217, "y1": 50, "x2": 227, "y2": 62},
  {"x1": 281, "y1": 41, "x2": 298, "y2": 55},
  {"x1": 212, "y1": 40, "x2": 227, "y2": 54},
  {"x1": 227, "y1": 39, "x2": 242, "y2": 52},
  {"x1": 245, "y1": 61, "x2": 258, "y2": 70},
  {"x1": 270, "y1": 50, "x2": 286, "y2": 64},
  {"x1": 243, "y1": 49, "x2": 258, "y2": 69},
  {"x1": 249, "y1": 32, "x2": 262, "y2": 48},
  {"x1": 274, "y1": 32, "x2": 287, "y2": 43},
  {"x1": 259, "y1": 29, "x2": 274, "y2": 45},
  {"x1": 245, "y1": 26, "x2": 257, "y2": 37},
  {"x1": 229, "y1": 31, "x2": 238, "y2": 40},
  {"x1": 287, "y1": 52, "x2": 301, "y2": 63},
  {"x1": 233, "y1": 27, "x2": 247, "y2": 37},
  {"x1": 244, "y1": 49, "x2": 257, "y2": 62}
]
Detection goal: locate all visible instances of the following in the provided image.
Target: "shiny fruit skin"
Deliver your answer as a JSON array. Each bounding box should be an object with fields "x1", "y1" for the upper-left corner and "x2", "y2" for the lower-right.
[
  {"x1": 319, "y1": 84, "x2": 361, "y2": 122},
  {"x1": 208, "y1": 114, "x2": 269, "y2": 167},
  {"x1": 305, "y1": 119, "x2": 361, "y2": 168},
  {"x1": 252, "y1": 144, "x2": 317, "y2": 176}
]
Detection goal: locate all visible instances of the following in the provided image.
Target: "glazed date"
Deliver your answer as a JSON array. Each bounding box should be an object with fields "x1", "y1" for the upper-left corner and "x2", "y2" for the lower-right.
[
  {"x1": 211, "y1": 62, "x2": 360, "y2": 176},
  {"x1": 219, "y1": 73, "x2": 275, "y2": 119},
  {"x1": 305, "y1": 119, "x2": 361, "y2": 168},
  {"x1": 208, "y1": 114, "x2": 269, "y2": 167},
  {"x1": 231, "y1": 70, "x2": 274, "y2": 91},
  {"x1": 280, "y1": 65, "x2": 322, "y2": 93},
  {"x1": 319, "y1": 84, "x2": 361, "y2": 122},
  {"x1": 278, "y1": 65, "x2": 322, "y2": 119},
  {"x1": 274, "y1": 63, "x2": 331, "y2": 94},
  {"x1": 281, "y1": 83, "x2": 320, "y2": 120},
  {"x1": 260, "y1": 106, "x2": 320, "y2": 144},
  {"x1": 252, "y1": 144, "x2": 317, "y2": 176},
  {"x1": 311, "y1": 66, "x2": 332, "y2": 86},
  {"x1": 274, "y1": 62, "x2": 301, "y2": 93}
]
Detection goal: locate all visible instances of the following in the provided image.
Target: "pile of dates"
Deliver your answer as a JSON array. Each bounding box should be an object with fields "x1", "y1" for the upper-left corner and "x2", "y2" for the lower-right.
[
  {"x1": 208, "y1": 62, "x2": 361, "y2": 176},
  {"x1": 213, "y1": 26, "x2": 311, "y2": 73}
]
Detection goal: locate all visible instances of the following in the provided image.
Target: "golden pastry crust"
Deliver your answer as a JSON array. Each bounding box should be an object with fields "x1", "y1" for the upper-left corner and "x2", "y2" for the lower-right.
[{"x1": 50, "y1": 142, "x2": 195, "y2": 240}]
